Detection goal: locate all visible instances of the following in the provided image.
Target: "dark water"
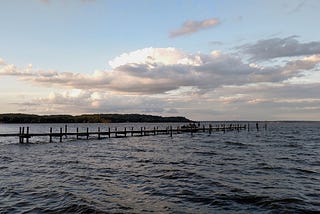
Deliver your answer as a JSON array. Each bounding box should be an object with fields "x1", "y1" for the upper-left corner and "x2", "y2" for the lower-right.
[{"x1": 0, "y1": 122, "x2": 319, "y2": 213}]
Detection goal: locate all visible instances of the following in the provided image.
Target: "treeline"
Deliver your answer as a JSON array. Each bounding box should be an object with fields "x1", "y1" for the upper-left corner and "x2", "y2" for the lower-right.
[{"x1": 0, "y1": 113, "x2": 191, "y2": 123}]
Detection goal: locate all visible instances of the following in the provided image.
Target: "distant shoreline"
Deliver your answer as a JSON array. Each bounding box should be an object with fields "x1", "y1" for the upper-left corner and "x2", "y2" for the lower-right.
[{"x1": 0, "y1": 113, "x2": 192, "y2": 124}]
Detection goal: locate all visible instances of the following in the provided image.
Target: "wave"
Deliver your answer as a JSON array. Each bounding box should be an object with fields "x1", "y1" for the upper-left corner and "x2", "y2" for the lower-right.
[{"x1": 224, "y1": 141, "x2": 249, "y2": 147}]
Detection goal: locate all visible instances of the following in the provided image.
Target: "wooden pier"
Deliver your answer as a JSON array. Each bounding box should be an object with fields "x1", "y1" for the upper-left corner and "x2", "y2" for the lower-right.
[{"x1": 0, "y1": 123, "x2": 256, "y2": 144}]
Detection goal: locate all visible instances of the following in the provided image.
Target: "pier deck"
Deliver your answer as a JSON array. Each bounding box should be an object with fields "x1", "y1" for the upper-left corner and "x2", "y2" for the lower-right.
[{"x1": 0, "y1": 123, "x2": 259, "y2": 143}]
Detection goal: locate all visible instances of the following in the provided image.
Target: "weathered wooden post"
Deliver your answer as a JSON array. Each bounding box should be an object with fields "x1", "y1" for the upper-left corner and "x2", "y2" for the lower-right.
[
  {"x1": 115, "y1": 127, "x2": 117, "y2": 138},
  {"x1": 140, "y1": 127, "x2": 143, "y2": 136},
  {"x1": 50, "y1": 127, "x2": 53, "y2": 142},
  {"x1": 154, "y1": 127, "x2": 156, "y2": 135},
  {"x1": 209, "y1": 124, "x2": 212, "y2": 135},
  {"x1": 76, "y1": 127, "x2": 79, "y2": 139},
  {"x1": 256, "y1": 123, "x2": 259, "y2": 131},
  {"x1": 60, "y1": 127, "x2": 63, "y2": 142},
  {"x1": 98, "y1": 127, "x2": 101, "y2": 140},
  {"x1": 124, "y1": 127, "x2": 127, "y2": 137},
  {"x1": 21, "y1": 127, "x2": 25, "y2": 143},
  {"x1": 86, "y1": 127, "x2": 89, "y2": 139},
  {"x1": 108, "y1": 127, "x2": 111, "y2": 138},
  {"x1": 19, "y1": 127, "x2": 22, "y2": 143},
  {"x1": 26, "y1": 127, "x2": 29, "y2": 143},
  {"x1": 170, "y1": 126, "x2": 173, "y2": 137},
  {"x1": 131, "y1": 127, "x2": 134, "y2": 136},
  {"x1": 203, "y1": 125, "x2": 205, "y2": 132}
]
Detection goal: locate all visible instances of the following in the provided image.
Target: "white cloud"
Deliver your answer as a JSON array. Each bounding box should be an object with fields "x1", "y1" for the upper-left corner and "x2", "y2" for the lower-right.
[
  {"x1": 170, "y1": 18, "x2": 219, "y2": 38},
  {"x1": 15, "y1": 89, "x2": 180, "y2": 115},
  {"x1": 2, "y1": 36, "x2": 320, "y2": 120},
  {"x1": 1, "y1": 47, "x2": 320, "y2": 95},
  {"x1": 108, "y1": 47, "x2": 187, "y2": 68},
  {"x1": 0, "y1": 58, "x2": 5, "y2": 65}
]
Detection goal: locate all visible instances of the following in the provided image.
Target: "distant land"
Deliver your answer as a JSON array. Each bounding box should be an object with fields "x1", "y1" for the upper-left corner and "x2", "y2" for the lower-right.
[{"x1": 0, "y1": 113, "x2": 192, "y2": 123}]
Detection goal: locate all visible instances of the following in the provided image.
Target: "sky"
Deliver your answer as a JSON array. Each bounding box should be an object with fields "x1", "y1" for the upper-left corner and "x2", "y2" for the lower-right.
[{"x1": 0, "y1": 0, "x2": 320, "y2": 121}]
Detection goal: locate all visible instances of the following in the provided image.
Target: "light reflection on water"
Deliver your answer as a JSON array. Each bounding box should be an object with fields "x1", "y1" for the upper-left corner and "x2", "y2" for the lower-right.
[{"x1": 0, "y1": 122, "x2": 320, "y2": 213}]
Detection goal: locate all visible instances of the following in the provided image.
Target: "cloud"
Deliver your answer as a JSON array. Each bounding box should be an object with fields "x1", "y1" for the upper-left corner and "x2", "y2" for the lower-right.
[
  {"x1": 170, "y1": 18, "x2": 219, "y2": 38},
  {"x1": 108, "y1": 47, "x2": 187, "y2": 69},
  {"x1": 209, "y1": 41, "x2": 224, "y2": 46},
  {"x1": 1, "y1": 47, "x2": 320, "y2": 95},
  {"x1": 13, "y1": 89, "x2": 179, "y2": 115},
  {"x1": 287, "y1": 0, "x2": 307, "y2": 13},
  {"x1": 198, "y1": 82, "x2": 320, "y2": 120},
  {"x1": 0, "y1": 58, "x2": 6, "y2": 65},
  {"x1": 241, "y1": 36, "x2": 320, "y2": 60}
]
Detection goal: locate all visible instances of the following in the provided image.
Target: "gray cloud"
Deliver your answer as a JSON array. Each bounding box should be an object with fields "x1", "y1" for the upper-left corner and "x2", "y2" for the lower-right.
[
  {"x1": 170, "y1": 18, "x2": 219, "y2": 38},
  {"x1": 1, "y1": 47, "x2": 319, "y2": 95},
  {"x1": 209, "y1": 41, "x2": 224, "y2": 46},
  {"x1": 199, "y1": 82, "x2": 320, "y2": 120},
  {"x1": 287, "y1": 0, "x2": 307, "y2": 13},
  {"x1": 13, "y1": 90, "x2": 180, "y2": 116},
  {"x1": 241, "y1": 36, "x2": 320, "y2": 60}
]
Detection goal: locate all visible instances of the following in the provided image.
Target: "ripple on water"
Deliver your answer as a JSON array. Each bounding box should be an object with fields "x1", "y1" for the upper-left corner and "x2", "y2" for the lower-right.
[{"x1": 0, "y1": 122, "x2": 320, "y2": 213}]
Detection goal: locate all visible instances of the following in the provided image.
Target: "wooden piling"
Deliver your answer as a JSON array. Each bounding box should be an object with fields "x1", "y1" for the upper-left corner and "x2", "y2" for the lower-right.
[
  {"x1": 108, "y1": 127, "x2": 111, "y2": 138},
  {"x1": 170, "y1": 126, "x2": 173, "y2": 137},
  {"x1": 98, "y1": 127, "x2": 101, "y2": 140},
  {"x1": 86, "y1": 127, "x2": 89, "y2": 139},
  {"x1": 124, "y1": 127, "x2": 127, "y2": 137},
  {"x1": 26, "y1": 127, "x2": 29, "y2": 143},
  {"x1": 60, "y1": 128, "x2": 62, "y2": 142},
  {"x1": 50, "y1": 127, "x2": 53, "y2": 142},
  {"x1": 19, "y1": 127, "x2": 22, "y2": 143},
  {"x1": 76, "y1": 127, "x2": 79, "y2": 139},
  {"x1": 131, "y1": 127, "x2": 134, "y2": 136},
  {"x1": 22, "y1": 127, "x2": 25, "y2": 143}
]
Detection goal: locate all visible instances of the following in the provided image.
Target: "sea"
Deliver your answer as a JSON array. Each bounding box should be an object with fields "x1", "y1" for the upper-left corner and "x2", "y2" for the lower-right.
[{"x1": 0, "y1": 122, "x2": 319, "y2": 213}]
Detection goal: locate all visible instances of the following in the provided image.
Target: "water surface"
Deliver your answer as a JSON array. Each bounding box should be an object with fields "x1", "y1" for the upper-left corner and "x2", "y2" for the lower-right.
[{"x1": 0, "y1": 122, "x2": 319, "y2": 213}]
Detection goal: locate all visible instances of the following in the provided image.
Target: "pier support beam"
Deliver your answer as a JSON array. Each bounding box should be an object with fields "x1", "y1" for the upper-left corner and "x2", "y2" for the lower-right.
[
  {"x1": 50, "y1": 127, "x2": 53, "y2": 142},
  {"x1": 60, "y1": 128, "x2": 63, "y2": 142},
  {"x1": 26, "y1": 127, "x2": 29, "y2": 143}
]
